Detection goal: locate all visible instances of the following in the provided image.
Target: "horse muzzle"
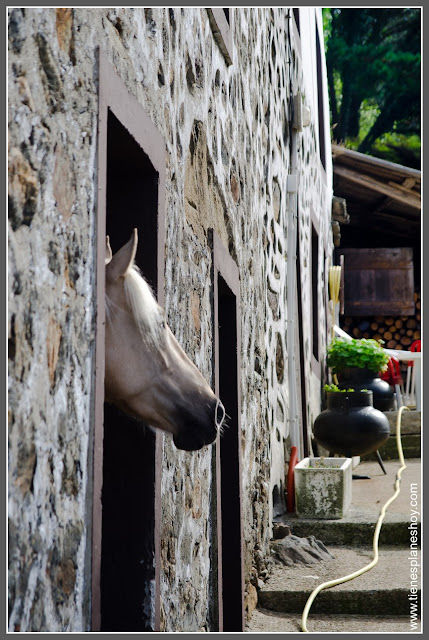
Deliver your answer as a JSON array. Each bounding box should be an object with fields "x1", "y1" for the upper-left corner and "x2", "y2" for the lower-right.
[{"x1": 172, "y1": 398, "x2": 224, "y2": 451}]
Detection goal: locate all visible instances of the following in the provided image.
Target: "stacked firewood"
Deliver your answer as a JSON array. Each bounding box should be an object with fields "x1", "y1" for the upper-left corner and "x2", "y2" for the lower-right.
[{"x1": 341, "y1": 291, "x2": 421, "y2": 351}]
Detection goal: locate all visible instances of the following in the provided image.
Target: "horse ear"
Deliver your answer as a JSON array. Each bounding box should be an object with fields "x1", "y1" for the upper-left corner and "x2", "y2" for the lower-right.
[
  {"x1": 106, "y1": 228, "x2": 138, "y2": 282},
  {"x1": 105, "y1": 236, "x2": 113, "y2": 265}
]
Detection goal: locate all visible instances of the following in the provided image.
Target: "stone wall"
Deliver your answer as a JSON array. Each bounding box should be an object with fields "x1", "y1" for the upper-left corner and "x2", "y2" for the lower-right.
[
  {"x1": 8, "y1": 7, "x2": 98, "y2": 631},
  {"x1": 8, "y1": 7, "x2": 333, "y2": 632}
]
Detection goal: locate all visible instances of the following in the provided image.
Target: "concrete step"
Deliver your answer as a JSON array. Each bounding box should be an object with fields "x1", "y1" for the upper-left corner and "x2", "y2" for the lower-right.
[
  {"x1": 282, "y1": 514, "x2": 419, "y2": 547},
  {"x1": 384, "y1": 410, "x2": 421, "y2": 435},
  {"x1": 246, "y1": 610, "x2": 420, "y2": 633},
  {"x1": 363, "y1": 410, "x2": 421, "y2": 460},
  {"x1": 257, "y1": 546, "x2": 421, "y2": 617},
  {"x1": 368, "y1": 433, "x2": 421, "y2": 460}
]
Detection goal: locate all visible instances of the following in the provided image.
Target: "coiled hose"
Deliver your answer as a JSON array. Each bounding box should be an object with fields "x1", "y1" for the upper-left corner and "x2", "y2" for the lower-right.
[{"x1": 301, "y1": 405, "x2": 411, "y2": 632}]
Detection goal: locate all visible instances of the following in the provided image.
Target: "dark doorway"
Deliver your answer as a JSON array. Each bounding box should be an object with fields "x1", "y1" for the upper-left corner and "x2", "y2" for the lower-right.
[
  {"x1": 212, "y1": 231, "x2": 244, "y2": 632},
  {"x1": 100, "y1": 109, "x2": 158, "y2": 631},
  {"x1": 217, "y1": 274, "x2": 242, "y2": 631}
]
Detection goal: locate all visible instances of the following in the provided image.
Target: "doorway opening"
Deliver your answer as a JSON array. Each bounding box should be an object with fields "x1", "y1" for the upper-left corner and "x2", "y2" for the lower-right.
[
  {"x1": 100, "y1": 109, "x2": 158, "y2": 632},
  {"x1": 212, "y1": 231, "x2": 244, "y2": 632},
  {"x1": 218, "y1": 274, "x2": 242, "y2": 631}
]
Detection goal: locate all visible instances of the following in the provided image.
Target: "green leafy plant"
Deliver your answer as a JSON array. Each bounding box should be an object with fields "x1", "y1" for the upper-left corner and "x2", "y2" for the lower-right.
[
  {"x1": 324, "y1": 383, "x2": 349, "y2": 392},
  {"x1": 326, "y1": 338, "x2": 390, "y2": 374},
  {"x1": 324, "y1": 384, "x2": 369, "y2": 393}
]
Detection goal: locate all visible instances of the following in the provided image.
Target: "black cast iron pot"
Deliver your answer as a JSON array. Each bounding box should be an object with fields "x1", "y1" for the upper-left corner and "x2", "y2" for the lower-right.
[
  {"x1": 337, "y1": 367, "x2": 395, "y2": 412},
  {"x1": 313, "y1": 390, "x2": 391, "y2": 457}
]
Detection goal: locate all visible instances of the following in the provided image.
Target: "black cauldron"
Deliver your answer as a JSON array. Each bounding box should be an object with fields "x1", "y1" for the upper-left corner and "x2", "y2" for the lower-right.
[
  {"x1": 337, "y1": 367, "x2": 395, "y2": 412},
  {"x1": 313, "y1": 390, "x2": 390, "y2": 457}
]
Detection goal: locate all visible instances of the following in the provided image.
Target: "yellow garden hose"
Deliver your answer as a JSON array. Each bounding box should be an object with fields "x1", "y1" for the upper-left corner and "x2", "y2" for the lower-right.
[
  {"x1": 328, "y1": 265, "x2": 341, "y2": 385},
  {"x1": 329, "y1": 266, "x2": 341, "y2": 341},
  {"x1": 301, "y1": 405, "x2": 411, "y2": 632}
]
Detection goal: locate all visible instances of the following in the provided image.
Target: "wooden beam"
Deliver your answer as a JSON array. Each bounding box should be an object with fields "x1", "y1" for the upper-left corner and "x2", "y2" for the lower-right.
[
  {"x1": 374, "y1": 183, "x2": 419, "y2": 216},
  {"x1": 348, "y1": 210, "x2": 420, "y2": 229},
  {"x1": 334, "y1": 165, "x2": 421, "y2": 209},
  {"x1": 402, "y1": 177, "x2": 418, "y2": 189},
  {"x1": 387, "y1": 179, "x2": 419, "y2": 196},
  {"x1": 332, "y1": 143, "x2": 421, "y2": 181}
]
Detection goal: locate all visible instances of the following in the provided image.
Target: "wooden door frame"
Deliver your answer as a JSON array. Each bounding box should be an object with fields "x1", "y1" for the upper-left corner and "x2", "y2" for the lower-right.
[
  {"x1": 93, "y1": 49, "x2": 166, "y2": 632},
  {"x1": 211, "y1": 230, "x2": 244, "y2": 631}
]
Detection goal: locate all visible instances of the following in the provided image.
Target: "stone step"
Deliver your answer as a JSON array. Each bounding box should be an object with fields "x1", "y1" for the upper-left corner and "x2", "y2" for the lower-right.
[
  {"x1": 257, "y1": 546, "x2": 421, "y2": 617},
  {"x1": 363, "y1": 410, "x2": 421, "y2": 460},
  {"x1": 246, "y1": 610, "x2": 421, "y2": 633},
  {"x1": 365, "y1": 433, "x2": 421, "y2": 460},
  {"x1": 284, "y1": 513, "x2": 420, "y2": 547},
  {"x1": 384, "y1": 410, "x2": 421, "y2": 435}
]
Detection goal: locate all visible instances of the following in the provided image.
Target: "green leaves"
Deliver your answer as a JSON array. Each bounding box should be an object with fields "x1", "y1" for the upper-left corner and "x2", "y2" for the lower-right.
[
  {"x1": 326, "y1": 337, "x2": 390, "y2": 374},
  {"x1": 324, "y1": 7, "x2": 421, "y2": 167},
  {"x1": 324, "y1": 384, "x2": 368, "y2": 393}
]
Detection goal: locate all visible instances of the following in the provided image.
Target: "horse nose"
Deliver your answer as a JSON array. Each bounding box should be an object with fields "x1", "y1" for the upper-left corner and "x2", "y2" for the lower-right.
[{"x1": 172, "y1": 396, "x2": 221, "y2": 451}]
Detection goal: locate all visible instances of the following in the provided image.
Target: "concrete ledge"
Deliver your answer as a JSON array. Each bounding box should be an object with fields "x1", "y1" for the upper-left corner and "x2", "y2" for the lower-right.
[
  {"x1": 384, "y1": 410, "x2": 421, "y2": 435},
  {"x1": 363, "y1": 434, "x2": 421, "y2": 460},
  {"x1": 284, "y1": 516, "x2": 420, "y2": 546}
]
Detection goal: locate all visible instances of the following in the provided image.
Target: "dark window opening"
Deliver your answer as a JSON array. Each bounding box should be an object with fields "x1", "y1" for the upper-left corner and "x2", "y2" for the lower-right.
[
  {"x1": 296, "y1": 218, "x2": 309, "y2": 457},
  {"x1": 315, "y1": 27, "x2": 326, "y2": 170},
  {"x1": 105, "y1": 110, "x2": 159, "y2": 290},
  {"x1": 312, "y1": 224, "x2": 320, "y2": 362},
  {"x1": 100, "y1": 109, "x2": 158, "y2": 632},
  {"x1": 207, "y1": 8, "x2": 233, "y2": 66},
  {"x1": 217, "y1": 274, "x2": 243, "y2": 632},
  {"x1": 293, "y1": 8, "x2": 300, "y2": 34}
]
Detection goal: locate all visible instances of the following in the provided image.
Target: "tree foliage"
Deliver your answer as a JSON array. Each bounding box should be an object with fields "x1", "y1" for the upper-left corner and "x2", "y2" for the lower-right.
[{"x1": 323, "y1": 8, "x2": 421, "y2": 168}]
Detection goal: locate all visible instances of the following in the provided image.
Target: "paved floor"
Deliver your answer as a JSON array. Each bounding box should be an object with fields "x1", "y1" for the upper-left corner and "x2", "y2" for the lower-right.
[
  {"x1": 348, "y1": 457, "x2": 421, "y2": 516},
  {"x1": 247, "y1": 610, "x2": 418, "y2": 633}
]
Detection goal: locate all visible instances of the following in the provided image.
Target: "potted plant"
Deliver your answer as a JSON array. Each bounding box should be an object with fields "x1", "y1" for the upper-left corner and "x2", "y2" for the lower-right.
[
  {"x1": 294, "y1": 455, "x2": 352, "y2": 519},
  {"x1": 326, "y1": 337, "x2": 394, "y2": 411},
  {"x1": 313, "y1": 385, "x2": 390, "y2": 457}
]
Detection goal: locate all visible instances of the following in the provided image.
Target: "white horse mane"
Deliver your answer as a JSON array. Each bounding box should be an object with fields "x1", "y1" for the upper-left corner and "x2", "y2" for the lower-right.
[{"x1": 122, "y1": 264, "x2": 163, "y2": 346}]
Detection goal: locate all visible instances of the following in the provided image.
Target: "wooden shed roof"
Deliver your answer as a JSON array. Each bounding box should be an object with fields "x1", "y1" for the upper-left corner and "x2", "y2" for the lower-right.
[{"x1": 332, "y1": 144, "x2": 421, "y2": 248}]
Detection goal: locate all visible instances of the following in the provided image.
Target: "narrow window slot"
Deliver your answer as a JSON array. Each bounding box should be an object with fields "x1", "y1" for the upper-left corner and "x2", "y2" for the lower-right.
[{"x1": 312, "y1": 223, "x2": 320, "y2": 362}]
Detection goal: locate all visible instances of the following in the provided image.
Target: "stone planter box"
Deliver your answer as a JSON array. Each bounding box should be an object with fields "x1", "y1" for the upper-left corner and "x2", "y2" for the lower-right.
[{"x1": 294, "y1": 457, "x2": 352, "y2": 519}]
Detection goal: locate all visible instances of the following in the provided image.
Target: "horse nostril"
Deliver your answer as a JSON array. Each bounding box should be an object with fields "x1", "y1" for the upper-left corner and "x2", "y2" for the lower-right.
[{"x1": 215, "y1": 399, "x2": 226, "y2": 431}]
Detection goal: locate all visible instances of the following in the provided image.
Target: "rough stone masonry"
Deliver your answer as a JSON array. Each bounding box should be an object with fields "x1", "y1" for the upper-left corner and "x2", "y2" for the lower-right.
[{"x1": 8, "y1": 8, "x2": 333, "y2": 631}]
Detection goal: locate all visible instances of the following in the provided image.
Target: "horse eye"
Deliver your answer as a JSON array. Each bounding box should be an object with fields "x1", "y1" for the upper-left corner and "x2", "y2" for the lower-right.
[{"x1": 160, "y1": 319, "x2": 166, "y2": 329}]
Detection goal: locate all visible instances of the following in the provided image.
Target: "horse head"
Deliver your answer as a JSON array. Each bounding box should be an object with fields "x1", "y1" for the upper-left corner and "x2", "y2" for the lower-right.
[{"x1": 104, "y1": 229, "x2": 225, "y2": 451}]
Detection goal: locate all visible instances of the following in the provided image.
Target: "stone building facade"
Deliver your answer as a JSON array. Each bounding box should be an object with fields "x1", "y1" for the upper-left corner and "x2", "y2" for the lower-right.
[{"x1": 8, "y1": 7, "x2": 334, "y2": 632}]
